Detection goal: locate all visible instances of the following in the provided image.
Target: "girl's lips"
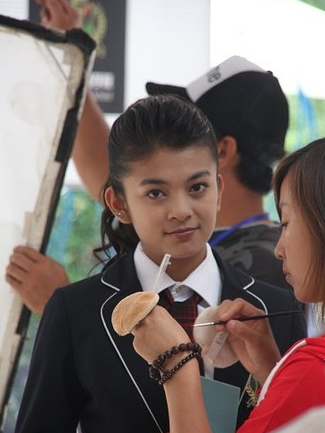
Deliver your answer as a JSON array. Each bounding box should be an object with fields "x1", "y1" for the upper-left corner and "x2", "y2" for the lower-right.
[
  {"x1": 167, "y1": 227, "x2": 196, "y2": 234},
  {"x1": 166, "y1": 227, "x2": 197, "y2": 240}
]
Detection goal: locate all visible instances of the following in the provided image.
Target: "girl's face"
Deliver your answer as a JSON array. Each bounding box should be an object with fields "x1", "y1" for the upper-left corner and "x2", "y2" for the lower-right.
[
  {"x1": 274, "y1": 176, "x2": 313, "y2": 302},
  {"x1": 107, "y1": 145, "x2": 222, "y2": 280}
]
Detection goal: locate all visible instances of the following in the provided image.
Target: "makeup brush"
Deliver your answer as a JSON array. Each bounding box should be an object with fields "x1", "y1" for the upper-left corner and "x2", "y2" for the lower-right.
[{"x1": 193, "y1": 310, "x2": 301, "y2": 327}]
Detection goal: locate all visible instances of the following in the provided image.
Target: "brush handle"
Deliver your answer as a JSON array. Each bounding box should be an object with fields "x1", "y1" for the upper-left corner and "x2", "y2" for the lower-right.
[{"x1": 193, "y1": 310, "x2": 301, "y2": 327}]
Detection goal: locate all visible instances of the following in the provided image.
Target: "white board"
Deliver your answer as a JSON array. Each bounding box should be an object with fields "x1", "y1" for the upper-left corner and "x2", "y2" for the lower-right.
[{"x1": 0, "y1": 15, "x2": 96, "y2": 421}]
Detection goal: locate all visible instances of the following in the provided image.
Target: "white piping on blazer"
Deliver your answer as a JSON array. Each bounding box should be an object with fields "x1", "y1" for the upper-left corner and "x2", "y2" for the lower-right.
[{"x1": 100, "y1": 276, "x2": 164, "y2": 433}]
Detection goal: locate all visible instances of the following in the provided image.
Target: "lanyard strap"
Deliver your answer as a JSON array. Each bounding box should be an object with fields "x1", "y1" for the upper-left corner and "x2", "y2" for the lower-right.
[{"x1": 209, "y1": 213, "x2": 269, "y2": 247}]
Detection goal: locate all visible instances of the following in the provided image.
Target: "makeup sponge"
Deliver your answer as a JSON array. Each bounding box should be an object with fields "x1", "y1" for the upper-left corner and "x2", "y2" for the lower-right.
[
  {"x1": 112, "y1": 291, "x2": 159, "y2": 336},
  {"x1": 193, "y1": 306, "x2": 238, "y2": 368}
]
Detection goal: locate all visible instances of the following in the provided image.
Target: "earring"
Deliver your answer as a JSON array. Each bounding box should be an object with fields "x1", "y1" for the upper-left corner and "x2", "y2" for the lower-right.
[{"x1": 117, "y1": 211, "x2": 124, "y2": 218}]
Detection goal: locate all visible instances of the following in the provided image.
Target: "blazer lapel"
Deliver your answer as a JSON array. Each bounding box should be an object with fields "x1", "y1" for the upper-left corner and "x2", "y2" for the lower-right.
[{"x1": 99, "y1": 253, "x2": 168, "y2": 432}]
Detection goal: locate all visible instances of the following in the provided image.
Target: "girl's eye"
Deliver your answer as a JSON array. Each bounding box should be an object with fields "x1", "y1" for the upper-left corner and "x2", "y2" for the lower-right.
[
  {"x1": 190, "y1": 182, "x2": 208, "y2": 193},
  {"x1": 147, "y1": 189, "x2": 165, "y2": 199}
]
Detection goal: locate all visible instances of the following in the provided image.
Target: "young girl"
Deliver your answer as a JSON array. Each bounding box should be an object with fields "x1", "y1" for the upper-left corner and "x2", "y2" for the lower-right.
[
  {"x1": 14, "y1": 95, "x2": 305, "y2": 433},
  {"x1": 131, "y1": 137, "x2": 325, "y2": 433}
]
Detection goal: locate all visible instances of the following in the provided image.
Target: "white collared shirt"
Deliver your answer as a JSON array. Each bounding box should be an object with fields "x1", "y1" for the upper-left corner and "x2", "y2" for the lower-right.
[{"x1": 134, "y1": 242, "x2": 222, "y2": 308}]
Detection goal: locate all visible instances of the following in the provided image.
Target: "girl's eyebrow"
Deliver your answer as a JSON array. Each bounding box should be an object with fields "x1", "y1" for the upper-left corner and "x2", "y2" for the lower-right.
[
  {"x1": 139, "y1": 170, "x2": 212, "y2": 186},
  {"x1": 189, "y1": 170, "x2": 212, "y2": 181},
  {"x1": 140, "y1": 178, "x2": 165, "y2": 186}
]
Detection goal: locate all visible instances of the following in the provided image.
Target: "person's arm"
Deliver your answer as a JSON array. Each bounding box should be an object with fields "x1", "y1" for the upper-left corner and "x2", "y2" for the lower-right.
[
  {"x1": 5, "y1": 245, "x2": 70, "y2": 314},
  {"x1": 132, "y1": 306, "x2": 212, "y2": 433},
  {"x1": 71, "y1": 91, "x2": 110, "y2": 201},
  {"x1": 39, "y1": 0, "x2": 110, "y2": 200},
  {"x1": 131, "y1": 302, "x2": 279, "y2": 433},
  {"x1": 163, "y1": 358, "x2": 212, "y2": 433}
]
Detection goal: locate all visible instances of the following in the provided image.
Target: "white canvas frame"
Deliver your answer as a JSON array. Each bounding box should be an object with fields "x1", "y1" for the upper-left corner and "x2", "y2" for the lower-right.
[{"x1": 0, "y1": 15, "x2": 96, "y2": 419}]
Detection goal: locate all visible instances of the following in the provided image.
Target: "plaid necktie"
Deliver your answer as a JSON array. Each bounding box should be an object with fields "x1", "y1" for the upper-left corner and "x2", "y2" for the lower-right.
[{"x1": 158, "y1": 286, "x2": 202, "y2": 342}]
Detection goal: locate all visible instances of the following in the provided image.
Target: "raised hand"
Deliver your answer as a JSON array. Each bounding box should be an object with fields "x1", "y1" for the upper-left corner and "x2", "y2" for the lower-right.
[
  {"x1": 216, "y1": 298, "x2": 281, "y2": 385},
  {"x1": 5, "y1": 245, "x2": 70, "y2": 314},
  {"x1": 38, "y1": 0, "x2": 82, "y2": 30}
]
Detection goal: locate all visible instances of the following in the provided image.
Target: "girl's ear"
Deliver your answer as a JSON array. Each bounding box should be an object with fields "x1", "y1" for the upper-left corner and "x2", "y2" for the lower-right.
[{"x1": 104, "y1": 187, "x2": 132, "y2": 224}]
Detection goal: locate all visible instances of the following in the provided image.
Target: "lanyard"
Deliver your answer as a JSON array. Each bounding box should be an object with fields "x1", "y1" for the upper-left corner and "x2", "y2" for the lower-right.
[{"x1": 209, "y1": 213, "x2": 269, "y2": 247}]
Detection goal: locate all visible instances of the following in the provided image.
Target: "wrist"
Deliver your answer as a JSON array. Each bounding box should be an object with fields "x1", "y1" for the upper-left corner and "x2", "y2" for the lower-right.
[
  {"x1": 256, "y1": 356, "x2": 280, "y2": 386},
  {"x1": 149, "y1": 342, "x2": 202, "y2": 385}
]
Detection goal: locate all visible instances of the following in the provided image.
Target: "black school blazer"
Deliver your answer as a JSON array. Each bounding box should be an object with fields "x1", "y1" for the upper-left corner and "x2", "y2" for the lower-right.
[{"x1": 15, "y1": 251, "x2": 306, "y2": 433}]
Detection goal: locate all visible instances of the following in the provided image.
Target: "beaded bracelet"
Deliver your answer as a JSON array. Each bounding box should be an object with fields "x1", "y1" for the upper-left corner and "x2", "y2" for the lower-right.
[{"x1": 149, "y1": 342, "x2": 202, "y2": 385}]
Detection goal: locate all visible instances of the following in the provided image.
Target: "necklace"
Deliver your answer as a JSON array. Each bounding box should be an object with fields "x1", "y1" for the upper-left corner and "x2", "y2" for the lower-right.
[{"x1": 209, "y1": 213, "x2": 269, "y2": 247}]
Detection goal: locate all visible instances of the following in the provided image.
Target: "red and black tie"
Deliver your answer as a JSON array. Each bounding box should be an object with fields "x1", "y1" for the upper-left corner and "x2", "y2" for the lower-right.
[{"x1": 158, "y1": 287, "x2": 202, "y2": 342}]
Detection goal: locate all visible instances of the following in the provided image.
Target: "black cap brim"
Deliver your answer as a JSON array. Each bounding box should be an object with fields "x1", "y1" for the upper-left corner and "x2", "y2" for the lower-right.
[{"x1": 146, "y1": 82, "x2": 190, "y2": 100}]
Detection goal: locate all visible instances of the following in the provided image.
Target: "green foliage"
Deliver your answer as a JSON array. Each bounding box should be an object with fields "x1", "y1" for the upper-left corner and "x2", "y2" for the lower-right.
[
  {"x1": 286, "y1": 95, "x2": 325, "y2": 151},
  {"x1": 46, "y1": 186, "x2": 103, "y2": 282},
  {"x1": 298, "y1": 0, "x2": 325, "y2": 12},
  {"x1": 264, "y1": 93, "x2": 325, "y2": 221}
]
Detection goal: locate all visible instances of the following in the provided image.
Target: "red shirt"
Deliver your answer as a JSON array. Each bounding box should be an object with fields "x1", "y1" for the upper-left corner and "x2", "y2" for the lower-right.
[{"x1": 237, "y1": 336, "x2": 325, "y2": 433}]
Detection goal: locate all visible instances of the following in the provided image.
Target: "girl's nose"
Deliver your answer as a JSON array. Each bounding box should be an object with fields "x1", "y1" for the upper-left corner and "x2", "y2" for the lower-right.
[{"x1": 167, "y1": 197, "x2": 193, "y2": 221}]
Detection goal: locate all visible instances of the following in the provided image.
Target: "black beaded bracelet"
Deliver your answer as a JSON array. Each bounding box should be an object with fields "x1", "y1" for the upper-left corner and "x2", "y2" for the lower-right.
[{"x1": 148, "y1": 342, "x2": 202, "y2": 385}]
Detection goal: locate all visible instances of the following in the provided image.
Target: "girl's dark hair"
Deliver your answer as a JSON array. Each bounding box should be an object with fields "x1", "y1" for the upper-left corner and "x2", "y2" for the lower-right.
[
  {"x1": 273, "y1": 137, "x2": 325, "y2": 317},
  {"x1": 98, "y1": 94, "x2": 218, "y2": 265}
]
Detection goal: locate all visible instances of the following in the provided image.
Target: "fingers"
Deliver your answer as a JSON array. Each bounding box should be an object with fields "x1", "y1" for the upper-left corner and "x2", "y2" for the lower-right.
[
  {"x1": 5, "y1": 263, "x2": 27, "y2": 287},
  {"x1": 224, "y1": 311, "x2": 280, "y2": 385},
  {"x1": 224, "y1": 319, "x2": 270, "y2": 354},
  {"x1": 5, "y1": 246, "x2": 70, "y2": 314},
  {"x1": 5, "y1": 273, "x2": 22, "y2": 291},
  {"x1": 12, "y1": 245, "x2": 43, "y2": 262},
  {"x1": 217, "y1": 298, "x2": 266, "y2": 323},
  {"x1": 41, "y1": 0, "x2": 71, "y2": 16},
  {"x1": 211, "y1": 298, "x2": 281, "y2": 384},
  {"x1": 40, "y1": 5, "x2": 51, "y2": 24},
  {"x1": 39, "y1": 0, "x2": 81, "y2": 30},
  {"x1": 6, "y1": 246, "x2": 43, "y2": 276},
  {"x1": 218, "y1": 299, "x2": 275, "y2": 355}
]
